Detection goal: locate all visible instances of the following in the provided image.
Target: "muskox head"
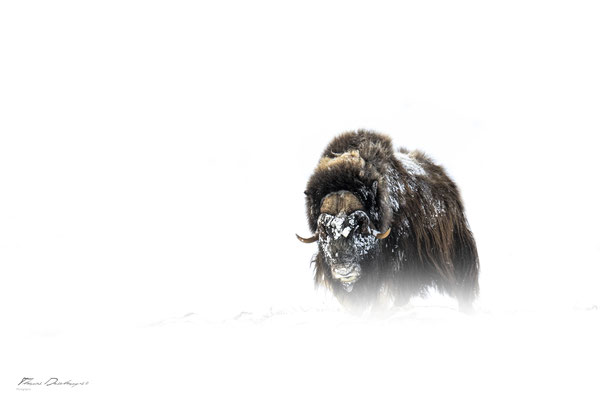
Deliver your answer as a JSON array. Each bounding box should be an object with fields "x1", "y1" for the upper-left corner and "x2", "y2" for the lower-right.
[{"x1": 297, "y1": 190, "x2": 390, "y2": 292}]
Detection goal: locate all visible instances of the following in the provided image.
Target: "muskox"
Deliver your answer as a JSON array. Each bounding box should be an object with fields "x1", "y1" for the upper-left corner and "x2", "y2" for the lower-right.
[{"x1": 297, "y1": 130, "x2": 479, "y2": 313}]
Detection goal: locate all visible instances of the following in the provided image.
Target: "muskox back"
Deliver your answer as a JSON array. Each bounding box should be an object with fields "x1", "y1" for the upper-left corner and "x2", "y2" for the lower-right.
[{"x1": 298, "y1": 130, "x2": 479, "y2": 313}]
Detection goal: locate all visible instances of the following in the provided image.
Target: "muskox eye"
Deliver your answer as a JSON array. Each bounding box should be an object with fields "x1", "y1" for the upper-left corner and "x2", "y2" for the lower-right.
[{"x1": 352, "y1": 211, "x2": 371, "y2": 234}]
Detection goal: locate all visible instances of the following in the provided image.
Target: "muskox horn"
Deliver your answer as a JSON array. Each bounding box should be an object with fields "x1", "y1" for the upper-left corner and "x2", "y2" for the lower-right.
[
  {"x1": 296, "y1": 233, "x2": 318, "y2": 243},
  {"x1": 375, "y1": 227, "x2": 391, "y2": 240}
]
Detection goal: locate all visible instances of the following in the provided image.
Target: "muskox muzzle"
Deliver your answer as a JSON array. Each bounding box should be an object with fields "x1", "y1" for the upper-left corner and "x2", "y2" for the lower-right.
[{"x1": 297, "y1": 210, "x2": 390, "y2": 292}]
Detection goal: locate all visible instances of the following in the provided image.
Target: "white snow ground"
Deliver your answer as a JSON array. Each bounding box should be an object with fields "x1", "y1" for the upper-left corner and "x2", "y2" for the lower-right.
[{"x1": 5, "y1": 303, "x2": 600, "y2": 399}]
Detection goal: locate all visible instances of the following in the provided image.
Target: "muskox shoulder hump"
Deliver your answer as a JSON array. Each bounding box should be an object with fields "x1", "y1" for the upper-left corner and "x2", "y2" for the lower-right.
[
  {"x1": 321, "y1": 130, "x2": 395, "y2": 163},
  {"x1": 395, "y1": 149, "x2": 427, "y2": 176}
]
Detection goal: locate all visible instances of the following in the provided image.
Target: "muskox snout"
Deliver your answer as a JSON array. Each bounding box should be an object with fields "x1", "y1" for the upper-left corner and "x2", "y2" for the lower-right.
[
  {"x1": 331, "y1": 263, "x2": 362, "y2": 280},
  {"x1": 327, "y1": 235, "x2": 356, "y2": 257},
  {"x1": 331, "y1": 263, "x2": 362, "y2": 292}
]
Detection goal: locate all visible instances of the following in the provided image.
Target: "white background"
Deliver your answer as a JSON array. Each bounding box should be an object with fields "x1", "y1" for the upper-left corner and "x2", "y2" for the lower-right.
[{"x1": 1, "y1": 1, "x2": 599, "y2": 398}]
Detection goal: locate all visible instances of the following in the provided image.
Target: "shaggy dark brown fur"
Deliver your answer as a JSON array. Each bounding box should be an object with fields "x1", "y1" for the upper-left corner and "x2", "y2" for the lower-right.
[{"x1": 301, "y1": 130, "x2": 479, "y2": 313}]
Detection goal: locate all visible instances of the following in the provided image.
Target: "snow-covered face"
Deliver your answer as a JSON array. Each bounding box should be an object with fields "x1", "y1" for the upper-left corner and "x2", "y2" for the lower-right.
[{"x1": 317, "y1": 210, "x2": 378, "y2": 292}]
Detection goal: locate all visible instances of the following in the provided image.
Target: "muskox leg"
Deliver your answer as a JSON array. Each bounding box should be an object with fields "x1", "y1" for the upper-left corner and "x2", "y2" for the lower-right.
[
  {"x1": 457, "y1": 293, "x2": 475, "y2": 313},
  {"x1": 455, "y1": 271, "x2": 479, "y2": 314},
  {"x1": 453, "y1": 227, "x2": 480, "y2": 313},
  {"x1": 393, "y1": 293, "x2": 411, "y2": 308}
]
